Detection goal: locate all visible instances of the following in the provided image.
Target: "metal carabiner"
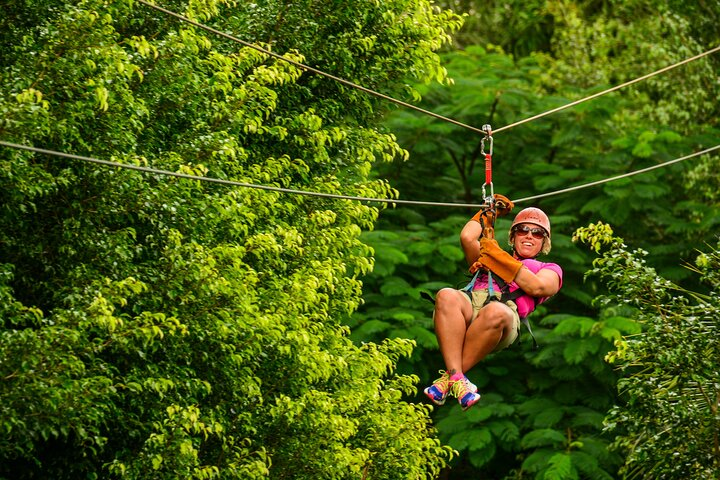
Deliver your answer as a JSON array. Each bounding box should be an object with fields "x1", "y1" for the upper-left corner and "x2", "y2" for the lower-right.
[
  {"x1": 481, "y1": 182, "x2": 495, "y2": 206},
  {"x1": 480, "y1": 124, "x2": 493, "y2": 156}
]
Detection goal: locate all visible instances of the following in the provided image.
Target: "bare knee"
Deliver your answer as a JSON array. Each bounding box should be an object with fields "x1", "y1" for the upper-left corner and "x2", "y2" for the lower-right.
[
  {"x1": 435, "y1": 288, "x2": 462, "y2": 310},
  {"x1": 433, "y1": 288, "x2": 469, "y2": 320},
  {"x1": 477, "y1": 302, "x2": 513, "y2": 331}
]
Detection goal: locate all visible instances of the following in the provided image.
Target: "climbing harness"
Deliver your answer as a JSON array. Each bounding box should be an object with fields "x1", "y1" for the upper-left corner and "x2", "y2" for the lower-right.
[
  {"x1": 490, "y1": 277, "x2": 539, "y2": 350},
  {"x1": 461, "y1": 266, "x2": 540, "y2": 350}
]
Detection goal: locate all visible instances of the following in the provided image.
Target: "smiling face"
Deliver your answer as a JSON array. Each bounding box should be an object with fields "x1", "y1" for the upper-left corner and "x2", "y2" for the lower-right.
[{"x1": 511, "y1": 223, "x2": 547, "y2": 259}]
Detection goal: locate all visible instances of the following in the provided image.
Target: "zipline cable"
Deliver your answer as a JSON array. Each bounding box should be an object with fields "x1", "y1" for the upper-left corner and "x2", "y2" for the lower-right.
[
  {"x1": 512, "y1": 144, "x2": 720, "y2": 204},
  {"x1": 136, "y1": 0, "x2": 487, "y2": 136},
  {"x1": 493, "y1": 45, "x2": 720, "y2": 134},
  {"x1": 138, "y1": 0, "x2": 720, "y2": 136},
  {"x1": 6, "y1": 7, "x2": 720, "y2": 209},
  {"x1": 0, "y1": 141, "x2": 479, "y2": 207},
  {"x1": 2, "y1": 140, "x2": 718, "y2": 209}
]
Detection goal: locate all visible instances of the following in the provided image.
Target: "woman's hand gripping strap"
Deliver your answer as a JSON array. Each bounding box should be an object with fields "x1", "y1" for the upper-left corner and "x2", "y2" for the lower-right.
[
  {"x1": 474, "y1": 194, "x2": 514, "y2": 240},
  {"x1": 473, "y1": 237, "x2": 523, "y2": 283},
  {"x1": 493, "y1": 194, "x2": 514, "y2": 217},
  {"x1": 469, "y1": 194, "x2": 515, "y2": 274}
]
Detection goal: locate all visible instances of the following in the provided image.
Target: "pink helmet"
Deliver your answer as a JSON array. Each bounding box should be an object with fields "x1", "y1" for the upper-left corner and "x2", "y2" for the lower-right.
[{"x1": 511, "y1": 207, "x2": 551, "y2": 237}]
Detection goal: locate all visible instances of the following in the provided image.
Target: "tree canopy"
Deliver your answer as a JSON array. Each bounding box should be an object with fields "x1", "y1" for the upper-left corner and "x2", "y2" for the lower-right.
[
  {"x1": 2, "y1": 0, "x2": 719, "y2": 479},
  {"x1": 0, "y1": 0, "x2": 463, "y2": 478},
  {"x1": 353, "y1": 0, "x2": 719, "y2": 477},
  {"x1": 576, "y1": 222, "x2": 720, "y2": 479}
]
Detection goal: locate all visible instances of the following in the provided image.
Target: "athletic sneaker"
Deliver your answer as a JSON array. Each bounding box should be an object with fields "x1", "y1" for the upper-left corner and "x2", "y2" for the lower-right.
[
  {"x1": 457, "y1": 375, "x2": 478, "y2": 394},
  {"x1": 452, "y1": 375, "x2": 481, "y2": 411},
  {"x1": 424, "y1": 371, "x2": 452, "y2": 405},
  {"x1": 424, "y1": 371, "x2": 479, "y2": 406}
]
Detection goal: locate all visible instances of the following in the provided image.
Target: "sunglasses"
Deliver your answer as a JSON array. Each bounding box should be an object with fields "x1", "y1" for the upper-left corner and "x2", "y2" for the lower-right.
[{"x1": 513, "y1": 225, "x2": 547, "y2": 239}]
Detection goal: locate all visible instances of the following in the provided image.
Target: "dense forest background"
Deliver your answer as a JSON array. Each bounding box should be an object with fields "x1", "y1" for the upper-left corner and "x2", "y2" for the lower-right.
[
  {"x1": 1, "y1": 0, "x2": 718, "y2": 479},
  {"x1": 353, "y1": 0, "x2": 720, "y2": 478}
]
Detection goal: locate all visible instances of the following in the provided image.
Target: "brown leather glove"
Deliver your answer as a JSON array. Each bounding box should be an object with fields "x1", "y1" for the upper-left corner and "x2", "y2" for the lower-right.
[
  {"x1": 469, "y1": 259, "x2": 486, "y2": 274},
  {"x1": 472, "y1": 194, "x2": 514, "y2": 232},
  {"x1": 493, "y1": 194, "x2": 514, "y2": 217},
  {"x1": 474, "y1": 237, "x2": 523, "y2": 283},
  {"x1": 473, "y1": 209, "x2": 495, "y2": 235}
]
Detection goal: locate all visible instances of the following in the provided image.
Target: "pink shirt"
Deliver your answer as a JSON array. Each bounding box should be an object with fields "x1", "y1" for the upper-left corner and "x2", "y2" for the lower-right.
[{"x1": 473, "y1": 258, "x2": 563, "y2": 318}]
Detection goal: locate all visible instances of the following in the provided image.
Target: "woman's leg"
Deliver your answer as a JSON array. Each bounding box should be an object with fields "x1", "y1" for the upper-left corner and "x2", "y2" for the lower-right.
[
  {"x1": 461, "y1": 301, "x2": 515, "y2": 372},
  {"x1": 432, "y1": 288, "x2": 474, "y2": 375}
]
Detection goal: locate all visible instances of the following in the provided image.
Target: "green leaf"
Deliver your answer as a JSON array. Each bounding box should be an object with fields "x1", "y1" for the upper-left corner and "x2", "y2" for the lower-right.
[
  {"x1": 553, "y1": 316, "x2": 596, "y2": 337},
  {"x1": 379, "y1": 276, "x2": 414, "y2": 297},
  {"x1": 486, "y1": 366, "x2": 509, "y2": 376},
  {"x1": 467, "y1": 428, "x2": 493, "y2": 451},
  {"x1": 350, "y1": 319, "x2": 392, "y2": 338},
  {"x1": 521, "y1": 449, "x2": 555, "y2": 473},
  {"x1": 437, "y1": 244, "x2": 463, "y2": 262},
  {"x1": 604, "y1": 316, "x2": 641, "y2": 335},
  {"x1": 532, "y1": 407, "x2": 565, "y2": 428},
  {"x1": 437, "y1": 409, "x2": 473, "y2": 434},
  {"x1": 563, "y1": 337, "x2": 602, "y2": 364},
  {"x1": 464, "y1": 405, "x2": 494, "y2": 423},
  {"x1": 631, "y1": 142, "x2": 654, "y2": 158},
  {"x1": 404, "y1": 325, "x2": 438, "y2": 348},
  {"x1": 448, "y1": 430, "x2": 472, "y2": 450},
  {"x1": 570, "y1": 451, "x2": 614, "y2": 480},
  {"x1": 518, "y1": 398, "x2": 559, "y2": 416},
  {"x1": 520, "y1": 429, "x2": 566, "y2": 449},
  {"x1": 468, "y1": 442, "x2": 496, "y2": 468},
  {"x1": 544, "y1": 452, "x2": 578, "y2": 480},
  {"x1": 487, "y1": 419, "x2": 520, "y2": 444}
]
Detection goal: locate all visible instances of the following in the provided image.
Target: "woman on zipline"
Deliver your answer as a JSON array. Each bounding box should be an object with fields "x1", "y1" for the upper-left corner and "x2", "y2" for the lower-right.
[{"x1": 424, "y1": 201, "x2": 563, "y2": 411}]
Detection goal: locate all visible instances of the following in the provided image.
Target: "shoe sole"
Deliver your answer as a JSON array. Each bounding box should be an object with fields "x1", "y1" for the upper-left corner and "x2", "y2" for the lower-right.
[
  {"x1": 423, "y1": 387, "x2": 447, "y2": 406},
  {"x1": 461, "y1": 394, "x2": 481, "y2": 411}
]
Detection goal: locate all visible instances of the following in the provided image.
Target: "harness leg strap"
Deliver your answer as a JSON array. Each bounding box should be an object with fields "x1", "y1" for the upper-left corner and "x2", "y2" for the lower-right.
[{"x1": 520, "y1": 317, "x2": 539, "y2": 350}]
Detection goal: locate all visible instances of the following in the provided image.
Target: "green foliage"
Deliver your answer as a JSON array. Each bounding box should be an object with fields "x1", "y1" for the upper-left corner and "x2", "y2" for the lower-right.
[
  {"x1": 353, "y1": 2, "x2": 719, "y2": 478},
  {"x1": 434, "y1": 0, "x2": 554, "y2": 56},
  {"x1": 577, "y1": 223, "x2": 720, "y2": 479},
  {"x1": 347, "y1": 212, "x2": 469, "y2": 366},
  {"x1": 438, "y1": 0, "x2": 720, "y2": 128},
  {"x1": 380, "y1": 3, "x2": 720, "y2": 283},
  {"x1": 0, "y1": 0, "x2": 464, "y2": 478},
  {"x1": 224, "y1": 0, "x2": 464, "y2": 120},
  {"x1": 353, "y1": 209, "x2": 629, "y2": 478},
  {"x1": 543, "y1": 0, "x2": 719, "y2": 129}
]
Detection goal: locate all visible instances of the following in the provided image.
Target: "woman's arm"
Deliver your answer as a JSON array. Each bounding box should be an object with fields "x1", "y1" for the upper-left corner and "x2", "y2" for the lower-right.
[
  {"x1": 514, "y1": 267, "x2": 561, "y2": 298},
  {"x1": 460, "y1": 220, "x2": 484, "y2": 266}
]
